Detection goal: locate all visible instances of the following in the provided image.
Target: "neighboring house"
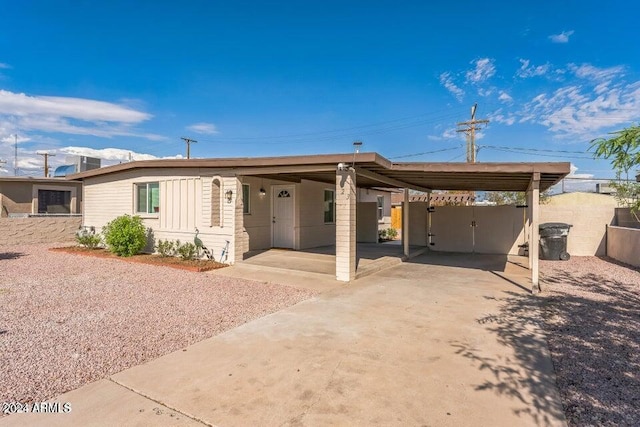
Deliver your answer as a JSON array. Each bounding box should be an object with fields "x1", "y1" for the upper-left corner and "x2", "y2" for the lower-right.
[
  {"x1": 0, "y1": 177, "x2": 83, "y2": 217},
  {"x1": 68, "y1": 152, "x2": 569, "y2": 286},
  {"x1": 357, "y1": 188, "x2": 393, "y2": 230},
  {"x1": 390, "y1": 192, "x2": 474, "y2": 229}
]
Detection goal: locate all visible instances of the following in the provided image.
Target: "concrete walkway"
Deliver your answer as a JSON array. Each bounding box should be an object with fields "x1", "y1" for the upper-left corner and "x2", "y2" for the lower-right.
[{"x1": 2, "y1": 252, "x2": 566, "y2": 426}]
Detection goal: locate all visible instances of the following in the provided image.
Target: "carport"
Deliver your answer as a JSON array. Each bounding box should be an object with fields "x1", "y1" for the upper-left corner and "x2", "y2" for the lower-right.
[{"x1": 235, "y1": 153, "x2": 569, "y2": 292}]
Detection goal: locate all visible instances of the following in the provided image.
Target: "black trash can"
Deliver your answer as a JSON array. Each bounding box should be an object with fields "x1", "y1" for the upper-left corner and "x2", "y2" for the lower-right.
[{"x1": 539, "y1": 223, "x2": 572, "y2": 260}]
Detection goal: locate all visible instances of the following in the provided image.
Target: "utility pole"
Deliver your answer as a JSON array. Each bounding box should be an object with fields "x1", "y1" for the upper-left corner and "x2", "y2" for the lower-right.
[
  {"x1": 14, "y1": 134, "x2": 18, "y2": 176},
  {"x1": 456, "y1": 103, "x2": 489, "y2": 163},
  {"x1": 181, "y1": 137, "x2": 197, "y2": 159},
  {"x1": 37, "y1": 152, "x2": 56, "y2": 177}
]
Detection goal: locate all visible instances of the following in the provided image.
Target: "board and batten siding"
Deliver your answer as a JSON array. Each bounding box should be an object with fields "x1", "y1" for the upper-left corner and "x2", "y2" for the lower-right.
[{"x1": 83, "y1": 169, "x2": 242, "y2": 263}]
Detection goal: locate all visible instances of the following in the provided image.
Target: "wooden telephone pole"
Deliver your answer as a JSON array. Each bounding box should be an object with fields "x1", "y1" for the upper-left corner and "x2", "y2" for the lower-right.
[
  {"x1": 37, "y1": 152, "x2": 56, "y2": 177},
  {"x1": 456, "y1": 103, "x2": 489, "y2": 163},
  {"x1": 181, "y1": 137, "x2": 197, "y2": 159}
]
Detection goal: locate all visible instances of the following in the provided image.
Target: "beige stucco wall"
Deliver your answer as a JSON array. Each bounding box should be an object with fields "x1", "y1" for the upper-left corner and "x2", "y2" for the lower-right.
[
  {"x1": 408, "y1": 202, "x2": 428, "y2": 246},
  {"x1": 615, "y1": 208, "x2": 640, "y2": 229},
  {"x1": 607, "y1": 225, "x2": 640, "y2": 267},
  {"x1": 0, "y1": 216, "x2": 82, "y2": 245},
  {"x1": 0, "y1": 181, "x2": 82, "y2": 216},
  {"x1": 298, "y1": 180, "x2": 336, "y2": 249},
  {"x1": 430, "y1": 206, "x2": 524, "y2": 254},
  {"x1": 540, "y1": 195, "x2": 615, "y2": 256},
  {"x1": 357, "y1": 188, "x2": 391, "y2": 229},
  {"x1": 356, "y1": 202, "x2": 378, "y2": 243}
]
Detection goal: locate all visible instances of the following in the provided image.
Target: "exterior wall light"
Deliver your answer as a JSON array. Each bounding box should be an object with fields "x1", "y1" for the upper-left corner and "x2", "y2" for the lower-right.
[
  {"x1": 259, "y1": 187, "x2": 266, "y2": 196},
  {"x1": 225, "y1": 190, "x2": 233, "y2": 203}
]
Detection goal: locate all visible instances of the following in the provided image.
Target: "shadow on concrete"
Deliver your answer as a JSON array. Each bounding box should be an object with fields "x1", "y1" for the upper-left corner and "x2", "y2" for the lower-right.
[
  {"x1": 540, "y1": 267, "x2": 640, "y2": 426},
  {"x1": 0, "y1": 251, "x2": 26, "y2": 261},
  {"x1": 406, "y1": 251, "x2": 511, "y2": 272},
  {"x1": 450, "y1": 290, "x2": 566, "y2": 425}
]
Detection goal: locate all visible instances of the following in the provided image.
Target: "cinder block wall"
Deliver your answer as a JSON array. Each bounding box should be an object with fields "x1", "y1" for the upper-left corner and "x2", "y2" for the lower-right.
[
  {"x1": 540, "y1": 205, "x2": 614, "y2": 256},
  {"x1": 607, "y1": 226, "x2": 640, "y2": 267},
  {"x1": 0, "y1": 217, "x2": 82, "y2": 245}
]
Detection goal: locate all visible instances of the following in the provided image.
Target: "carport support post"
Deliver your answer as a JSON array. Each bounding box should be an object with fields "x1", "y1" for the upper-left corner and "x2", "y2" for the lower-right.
[
  {"x1": 336, "y1": 168, "x2": 356, "y2": 282},
  {"x1": 402, "y1": 188, "x2": 410, "y2": 257},
  {"x1": 528, "y1": 175, "x2": 540, "y2": 293}
]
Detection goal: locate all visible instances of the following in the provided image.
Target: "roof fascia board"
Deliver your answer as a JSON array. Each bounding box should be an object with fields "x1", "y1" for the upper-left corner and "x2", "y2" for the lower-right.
[{"x1": 355, "y1": 166, "x2": 432, "y2": 192}]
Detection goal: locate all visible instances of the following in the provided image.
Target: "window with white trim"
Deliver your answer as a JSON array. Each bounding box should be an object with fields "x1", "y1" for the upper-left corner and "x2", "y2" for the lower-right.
[
  {"x1": 324, "y1": 189, "x2": 335, "y2": 223},
  {"x1": 377, "y1": 195, "x2": 384, "y2": 221},
  {"x1": 242, "y1": 183, "x2": 250, "y2": 214},
  {"x1": 135, "y1": 182, "x2": 159, "y2": 214},
  {"x1": 211, "y1": 178, "x2": 221, "y2": 226}
]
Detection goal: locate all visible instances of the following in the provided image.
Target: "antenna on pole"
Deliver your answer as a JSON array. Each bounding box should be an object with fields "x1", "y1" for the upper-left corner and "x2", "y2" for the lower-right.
[
  {"x1": 352, "y1": 140, "x2": 363, "y2": 167},
  {"x1": 181, "y1": 137, "x2": 197, "y2": 159},
  {"x1": 14, "y1": 134, "x2": 18, "y2": 176},
  {"x1": 36, "y1": 152, "x2": 56, "y2": 177},
  {"x1": 456, "y1": 103, "x2": 489, "y2": 163}
]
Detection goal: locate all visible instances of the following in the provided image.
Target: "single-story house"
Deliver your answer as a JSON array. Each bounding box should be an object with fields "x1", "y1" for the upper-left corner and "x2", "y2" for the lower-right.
[
  {"x1": 0, "y1": 176, "x2": 83, "y2": 217},
  {"x1": 68, "y1": 152, "x2": 569, "y2": 290}
]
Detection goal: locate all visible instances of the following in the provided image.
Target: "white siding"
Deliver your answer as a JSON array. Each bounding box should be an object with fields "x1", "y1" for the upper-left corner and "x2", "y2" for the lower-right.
[{"x1": 83, "y1": 169, "x2": 240, "y2": 263}]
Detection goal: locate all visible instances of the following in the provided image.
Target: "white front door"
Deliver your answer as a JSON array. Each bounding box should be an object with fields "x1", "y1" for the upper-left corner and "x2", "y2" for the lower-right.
[{"x1": 272, "y1": 185, "x2": 295, "y2": 248}]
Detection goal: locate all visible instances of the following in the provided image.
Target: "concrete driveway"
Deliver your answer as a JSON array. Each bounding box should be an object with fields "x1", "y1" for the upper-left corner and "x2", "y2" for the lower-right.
[{"x1": 2, "y1": 252, "x2": 565, "y2": 426}]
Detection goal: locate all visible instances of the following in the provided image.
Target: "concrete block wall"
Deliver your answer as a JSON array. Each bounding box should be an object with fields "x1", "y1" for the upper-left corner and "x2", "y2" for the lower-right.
[
  {"x1": 607, "y1": 225, "x2": 640, "y2": 267},
  {"x1": 540, "y1": 205, "x2": 614, "y2": 256},
  {"x1": 0, "y1": 217, "x2": 82, "y2": 245},
  {"x1": 336, "y1": 169, "x2": 356, "y2": 281}
]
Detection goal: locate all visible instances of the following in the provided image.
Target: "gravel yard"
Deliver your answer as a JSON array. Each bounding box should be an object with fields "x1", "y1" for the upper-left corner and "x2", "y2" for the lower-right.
[
  {"x1": 0, "y1": 244, "x2": 316, "y2": 406},
  {"x1": 540, "y1": 257, "x2": 640, "y2": 426}
]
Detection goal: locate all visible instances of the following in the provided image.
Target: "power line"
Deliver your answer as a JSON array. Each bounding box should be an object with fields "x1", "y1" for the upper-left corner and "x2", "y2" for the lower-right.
[
  {"x1": 389, "y1": 146, "x2": 463, "y2": 159},
  {"x1": 479, "y1": 145, "x2": 589, "y2": 154},
  {"x1": 482, "y1": 146, "x2": 594, "y2": 159},
  {"x1": 192, "y1": 109, "x2": 468, "y2": 146}
]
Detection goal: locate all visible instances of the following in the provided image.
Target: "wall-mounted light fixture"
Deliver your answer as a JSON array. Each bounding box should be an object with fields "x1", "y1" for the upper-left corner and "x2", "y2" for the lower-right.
[
  {"x1": 225, "y1": 190, "x2": 233, "y2": 203},
  {"x1": 259, "y1": 178, "x2": 266, "y2": 196}
]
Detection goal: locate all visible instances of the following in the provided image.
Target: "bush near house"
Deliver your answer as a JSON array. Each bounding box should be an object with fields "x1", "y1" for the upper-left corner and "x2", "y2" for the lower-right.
[
  {"x1": 155, "y1": 239, "x2": 176, "y2": 257},
  {"x1": 75, "y1": 227, "x2": 102, "y2": 249},
  {"x1": 103, "y1": 215, "x2": 147, "y2": 257},
  {"x1": 378, "y1": 227, "x2": 398, "y2": 241}
]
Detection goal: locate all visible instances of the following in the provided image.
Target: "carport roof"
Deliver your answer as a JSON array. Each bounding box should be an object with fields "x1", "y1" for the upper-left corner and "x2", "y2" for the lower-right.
[{"x1": 68, "y1": 152, "x2": 570, "y2": 192}]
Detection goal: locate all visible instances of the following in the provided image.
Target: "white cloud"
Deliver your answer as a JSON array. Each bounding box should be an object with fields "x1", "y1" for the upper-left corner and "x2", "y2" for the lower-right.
[
  {"x1": 498, "y1": 91, "x2": 513, "y2": 104},
  {"x1": 439, "y1": 72, "x2": 465, "y2": 101},
  {"x1": 521, "y1": 80, "x2": 640, "y2": 138},
  {"x1": 549, "y1": 30, "x2": 574, "y2": 43},
  {"x1": 0, "y1": 90, "x2": 150, "y2": 123},
  {"x1": 0, "y1": 90, "x2": 164, "y2": 141},
  {"x1": 0, "y1": 63, "x2": 10, "y2": 69},
  {"x1": 59, "y1": 146, "x2": 183, "y2": 162},
  {"x1": 465, "y1": 58, "x2": 496, "y2": 84},
  {"x1": 516, "y1": 59, "x2": 551, "y2": 78},
  {"x1": 568, "y1": 63, "x2": 624, "y2": 82},
  {"x1": 187, "y1": 122, "x2": 218, "y2": 135}
]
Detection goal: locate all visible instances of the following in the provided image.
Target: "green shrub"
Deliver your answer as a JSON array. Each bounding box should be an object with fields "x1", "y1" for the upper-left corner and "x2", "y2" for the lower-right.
[
  {"x1": 103, "y1": 215, "x2": 147, "y2": 257},
  {"x1": 155, "y1": 239, "x2": 176, "y2": 257},
  {"x1": 386, "y1": 228, "x2": 398, "y2": 240},
  {"x1": 176, "y1": 242, "x2": 198, "y2": 260},
  {"x1": 378, "y1": 228, "x2": 387, "y2": 241},
  {"x1": 75, "y1": 228, "x2": 102, "y2": 249}
]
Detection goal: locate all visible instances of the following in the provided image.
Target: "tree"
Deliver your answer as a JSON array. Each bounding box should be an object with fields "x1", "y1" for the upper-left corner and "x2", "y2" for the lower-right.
[
  {"x1": 590, "y1": 125, "x2": 640, "y2": 222},
  {"x1": 485, "y1": 191, "x2": 550, "y2": 206}
]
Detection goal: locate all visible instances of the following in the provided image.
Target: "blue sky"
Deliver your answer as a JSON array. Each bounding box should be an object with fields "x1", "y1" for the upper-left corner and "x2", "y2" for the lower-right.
[{"x1": 1, "y1": 1, "x2": 639, "y2": 183}]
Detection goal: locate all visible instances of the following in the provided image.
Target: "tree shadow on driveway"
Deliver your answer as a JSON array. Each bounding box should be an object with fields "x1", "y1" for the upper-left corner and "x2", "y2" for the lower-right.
[
  {"x1": 451, "y1": 263, "x2": 640, "y2": 426},
  {"x1": 0, "y1": 251, "x2": 26, "y2": 261},
  {"x1": 450, "y1": 290, "x2": 565, "y2": 426}
]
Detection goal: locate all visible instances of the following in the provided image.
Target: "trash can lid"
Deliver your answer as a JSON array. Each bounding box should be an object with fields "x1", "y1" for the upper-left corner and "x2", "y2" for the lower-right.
[{"x1": 540, "y1": 222, "x2": 573, "y2": 229}]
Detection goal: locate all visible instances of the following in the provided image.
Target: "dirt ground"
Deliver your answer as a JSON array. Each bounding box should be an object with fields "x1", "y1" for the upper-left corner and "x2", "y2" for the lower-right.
[{"x1": 540, "y1": 257, "x2": 640, "y2": 426}]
